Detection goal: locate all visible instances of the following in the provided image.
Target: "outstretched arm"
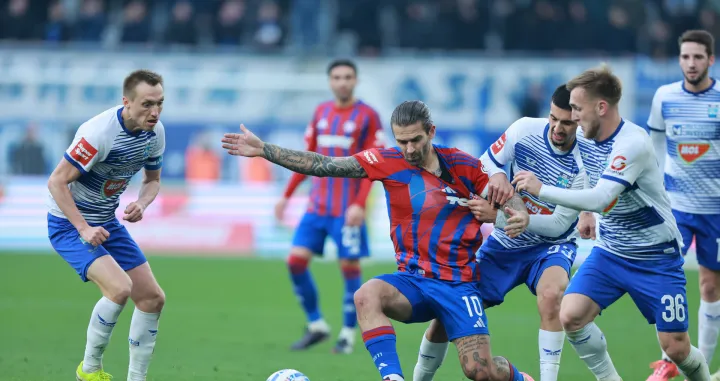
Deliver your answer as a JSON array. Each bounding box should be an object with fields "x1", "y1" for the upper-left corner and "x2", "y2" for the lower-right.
[{"x1": 262, "y1": 143, "x2": 367, "y2": 178}]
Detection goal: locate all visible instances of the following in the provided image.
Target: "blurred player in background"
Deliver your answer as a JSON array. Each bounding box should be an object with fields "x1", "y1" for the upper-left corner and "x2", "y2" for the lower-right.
[
  {"x1": 274, "y1": 59, "x2": 385, "y2": 354},
  {"x1": 222, "y1": 101, "x2": 535, "y2": 381},
  {"x1": 47, "y1": 70, "x2": 166, "y2": 381},
  {"x1": 646, "y1": 30, "x2": 720, "y2": 381},
  {"x1": 514, "y1": 66, "x2": 712, "y2": 380},
  {"x1": 413, "y1": 84, "x2": 584, "y2": 381}
]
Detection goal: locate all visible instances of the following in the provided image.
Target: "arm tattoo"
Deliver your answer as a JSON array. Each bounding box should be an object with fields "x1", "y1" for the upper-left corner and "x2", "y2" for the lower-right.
[
  {"x1": 494, "y1": 193, "x2": 526, "y2": 228},
  {"x1": 262, "y1": 143, "x2": 367, "y2": 178}
]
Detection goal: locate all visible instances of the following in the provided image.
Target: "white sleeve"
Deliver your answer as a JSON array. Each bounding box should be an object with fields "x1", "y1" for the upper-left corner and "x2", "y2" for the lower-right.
[
  {"x1": 64, "y1": 123, "x2": 110, "y2": 174},
  {"x1": 145, "y1": 122, "x2": 166, "y2": 170},
  {"x1": 479, "y1": 152, "x2": 506, "y2": 178},
  {"x1": 647, "y1": 88, "x2": 666, "y2": 133},
  {"x1": 484, "y1": 118, "x2": 523, "y2": 168},
  {"x1": 538, "y1": 177, "x2": 626, "y2": 214},
  {"x1": 526, "y1": 165, "x2": 584, "y2": 236},
  {"x1": 650, "y1": 129, "x2": 666, "y2": 171}
]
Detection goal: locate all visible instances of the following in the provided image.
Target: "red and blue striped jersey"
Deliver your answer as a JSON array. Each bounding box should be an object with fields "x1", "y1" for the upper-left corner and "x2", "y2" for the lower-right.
[
  {"x1": 353, "y1": 145, "x2": 491, "y2": 282},
  {"x1": 284, "y1": 100, "x2": 385, "y2": 216}
]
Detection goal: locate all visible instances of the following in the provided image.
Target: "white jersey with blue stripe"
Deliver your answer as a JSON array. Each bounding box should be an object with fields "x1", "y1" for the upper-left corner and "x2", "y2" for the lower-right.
[
  {"x1": 482, "y1": 117, "x2": 583, "y2": 249},
  {"x1": 47, "y1": 106, "x2": 166, "y2": 224},
  {"x1": 647, "y1": 79, "x2": 720, "y2": 214},
  {"x1": 577, "y1": 120, "x2": 683, "y2": 259}
]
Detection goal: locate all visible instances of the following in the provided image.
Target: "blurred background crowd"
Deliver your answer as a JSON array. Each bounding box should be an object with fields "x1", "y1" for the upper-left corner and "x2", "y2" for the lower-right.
[{"x1": 2, "y1": 0, "x2": 720, "y2": 58}]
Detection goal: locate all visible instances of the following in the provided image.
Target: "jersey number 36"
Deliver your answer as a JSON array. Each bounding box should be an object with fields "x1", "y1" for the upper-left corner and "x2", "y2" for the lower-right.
[{"x1": 661, "y1": 294, "x2": 686, "y2": 323}]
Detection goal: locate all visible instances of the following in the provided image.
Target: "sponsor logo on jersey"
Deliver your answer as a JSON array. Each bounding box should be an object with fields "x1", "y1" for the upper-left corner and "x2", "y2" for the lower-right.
[
  {"x1": 442, "y1": 186, "x2": 477, "y2": 207},
  {"x1": 491, "y1": 133, "x2": 507, "y2": 155},
  {"x1": 69, "y1": 138, "x2": 98, "y2": 166},
  {"x1": 676, "y1": 142, "x2": 710, "y2": 164},
  {"x1": 343, "y1": 120, "x2": 356, "y2": 134},
  {"x1": 609, "y1": 155, "x2": 627, "y2": 171},
  {"x1": 556, "y1": 173, "x2": 571, "y2": 188},
  {"x1": 102, "y1": 179, "x2": 128, "y2": 199},
  {"x1": 522, "y1": 196, "x2": 552, "y2": 215},
  {"x1": 361, "y1": 149, "x2": 383, "y2": 164}
]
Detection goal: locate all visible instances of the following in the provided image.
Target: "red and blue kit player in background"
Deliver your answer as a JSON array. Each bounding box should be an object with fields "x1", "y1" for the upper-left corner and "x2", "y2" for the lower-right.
[
  {"x1": 274, "y1": 59, "x2": 385, "y2": 354},
  {"x1": 222, "y1": 101, "x2": 535, "y2": 381}
]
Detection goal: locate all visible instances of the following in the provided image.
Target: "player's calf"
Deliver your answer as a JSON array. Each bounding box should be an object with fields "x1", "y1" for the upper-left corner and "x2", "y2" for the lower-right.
[
  {"x1": 413, "y1": 320, "x2": 450, "y2": 381},
  {"x1": 658, "y1": 331, "x2": 711, "y2": 381},
  {"x1": 127, "y1": 263, "x2": 165, "y2": 381},
  {"x1": 698, "y1": 267, "x2": 720, "y2": 363},
  {"x1": 536, "y1": 266, "x2": 568, "y2": 381},
  {"x1": 453, "y1": 335, "x2": 528, "y2": 381},
  {"x1": 335, "y1": 259, "x2": 362, "y2": 354},
  {"x1": 355, "y1": 279, "x2": 412, "y2": 381}
]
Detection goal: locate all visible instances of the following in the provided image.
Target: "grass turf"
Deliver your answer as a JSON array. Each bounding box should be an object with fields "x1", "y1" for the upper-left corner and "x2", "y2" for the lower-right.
[{"x1": 0, "y1": 252, "x2": 713, "y2": 380}]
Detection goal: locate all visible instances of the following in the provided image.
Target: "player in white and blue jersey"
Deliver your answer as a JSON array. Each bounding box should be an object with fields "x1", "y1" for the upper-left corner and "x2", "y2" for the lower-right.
[
  {"x1": 412, "y1": 85, "x2": 584, "y2": 381},
  {"x1": 514, "y1": 66, "x2": 712, "y2": 380},
  {"x1": 47, "y1": 70, "x2": 167, "y2": 381},
  {"x1": 645, "y1": 30, "x2": 720, "y2": 381}
]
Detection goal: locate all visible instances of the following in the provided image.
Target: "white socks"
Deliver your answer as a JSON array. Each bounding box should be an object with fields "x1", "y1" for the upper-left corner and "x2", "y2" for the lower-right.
[
  {"x1": 698, "y1": 300, "x2": 720, "y2": 363},
  {"x1": 83, "y1": 297, "x2": 125, "y2": 373},
  {"x1": 566, "y1": 322, "x2": 621, "y2": 381},
  {"x1": 413, "y1": 333, "x2": 449, "y2": 381},
  {"x1": 128, "y1": 308, "x2": 161, "y2": 381},
  {"x1": 677, "y1": 345, "x2": 711, "y2": 381},
  {"x1": 539, "y1": 329, "x2": 565, "y2": 381}
]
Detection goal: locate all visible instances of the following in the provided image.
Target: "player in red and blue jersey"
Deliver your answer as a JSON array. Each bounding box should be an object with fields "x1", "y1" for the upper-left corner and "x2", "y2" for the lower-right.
[
  {"x1": 274, "y1": 59, "x2": 385, "y2": 354},
  {"x1": 222, "y1": 101, "x2": 535, "y2": 381}
]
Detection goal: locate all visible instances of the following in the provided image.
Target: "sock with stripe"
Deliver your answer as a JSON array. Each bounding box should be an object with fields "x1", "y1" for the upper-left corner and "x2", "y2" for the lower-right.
[
  {"x1": 83, "y1": 296, "x2": 125, "y2": 373},
  {"x1": 362, "y1": 326, "x2": 403, "y2": 380},
  {"x1": 698, "y1": 299, "x2": 720, "y2": 363},
  {"x1": 566, "y1": 322, "x2": 622, "y2": 381},
  {"x1": 288, "y1": 255, "x2": 325, "y2": 327}
]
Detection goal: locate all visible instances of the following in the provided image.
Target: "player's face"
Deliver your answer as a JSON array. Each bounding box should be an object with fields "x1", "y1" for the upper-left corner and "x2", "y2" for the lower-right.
[
  {"x1": 123, "y1": 82, "x2": 164, "y2": 131},
  {"x1": 679, "y1": 42, "x2": 715, "y2": 86},
  {"x1": 392, "y1": 122, "x2": 435, "y2": 167},
  {"x1": 329, "y1": 66, "x2": 357, "y2": 103},
  {"x1": 548, "y1": 103, "x2": 578, "y2": 149},
  {"x1": 569, "y1": 88, "x2": 601, "y2": 140}
]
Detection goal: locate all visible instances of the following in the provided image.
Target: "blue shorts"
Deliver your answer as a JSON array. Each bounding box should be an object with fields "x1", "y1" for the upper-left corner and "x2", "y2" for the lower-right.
[
  {"x1": 47, "y1": 214, "x2": 147, "y2": 282},
  {"x1": 291, "y1": 212, "x2": 369, "y2": 259},
  {"x1": 566, "y1": 246, "x2": 688, "y2": 333},
  {"x1": 376, "y1": 272, "x2": 489, "y2": 341},
  {"x1": 478, "y1": 237, "x2": 576, "y2": 307},
  {"x1": 673, "y1": 210, "x2": 720, "y2": 270}
]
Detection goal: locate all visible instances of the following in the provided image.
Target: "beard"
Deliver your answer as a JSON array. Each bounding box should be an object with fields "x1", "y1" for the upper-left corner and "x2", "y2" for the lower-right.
[{"x1": 685, "y1": 67, "x2": 709, "y2": 86}]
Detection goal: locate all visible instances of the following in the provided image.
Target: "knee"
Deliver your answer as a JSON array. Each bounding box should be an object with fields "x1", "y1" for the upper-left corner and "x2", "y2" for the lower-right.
[
  {"x1": 287, "y1": 253, "x2": 311, "y2": 274},
  {"x1": 105, "y1": 275, "x2": 133, "y2": 305},
  {"x1": 537, "y1": 284, "x2": 565, "y2": 320},
  {"x1": 560, "y1": 303, "x2": 588, "y2": 332},
  {"x1": 426, "y1": 319, "x2": 449, "y2": 343},
  {"x1": 700, "y1": 273, "x2": 720, "y2": 300},
  {"x1": 136, "y1": 287, "x2": 166, "y2": 313},
  {"x1": 659, "y1": 332, "x2": 691, "y2": 362},
  {"x1": 353, "y1": 282, "x2": 381, "y2": 313}
]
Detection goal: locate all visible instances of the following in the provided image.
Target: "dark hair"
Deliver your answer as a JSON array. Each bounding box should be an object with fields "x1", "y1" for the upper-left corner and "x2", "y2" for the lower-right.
[
  {"x1": 551, "y1": 84, "x2": 571, "y2": 111},
  {"x1": 390, "y1": 100, "x2": 433, "y2": 133},
  {"x1": 123, "y1": 69, "x2": 164, "y2": 98},
  {"x1": 679, "y1": 29, "x2": 715, "y2": 56},
  {"x1": 327, "y1": 59, "x2": 357, "y2": 76},
  {"x1": 566, "y1": 64, "x2": 622, "y2": 106}
]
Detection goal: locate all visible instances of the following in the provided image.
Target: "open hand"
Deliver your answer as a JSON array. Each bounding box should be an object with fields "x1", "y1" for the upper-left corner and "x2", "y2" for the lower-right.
[
  {"x1": 221, "y1": 124, "x2": 266, "y2": 157},
  {"x1": 468, "y1": 198, "x2": 498, "y2": 223},
  {"x1": 486, "y1": 173, "x2": 514, "y2": 206},
  {"x1": 503, "y1": 207, "x2": 529, "y2": 238}
]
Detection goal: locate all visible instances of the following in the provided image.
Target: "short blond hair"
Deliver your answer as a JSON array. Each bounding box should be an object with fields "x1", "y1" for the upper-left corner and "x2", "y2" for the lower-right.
[{"x1": 566, "y1": 64, "x2": 622, "y2": 106}]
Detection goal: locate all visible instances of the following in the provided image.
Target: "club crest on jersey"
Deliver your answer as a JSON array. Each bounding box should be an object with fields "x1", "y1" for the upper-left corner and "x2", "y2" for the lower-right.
[
  {"x1": 343, "y1": 120, "x2": 356, "y2": 134},
  {"x1": 708, "y1": 104, "x2": 719, "y2": 118},
  {"x1": 677, "y1": 142, "x2": 710, "y2": 164},
  {"x1": 317, "y1": 118, "x2": 329, "y2": 130},
  {"x1": 102, "y1": 179, "x2": 127, "y2": 199},
  {"x1": 143, "y1": 141, "x2": 153, "y2": 159},
  {"x1": 70, "y1": 138, "x2": 98, "y2": 166},
  {"x1": 555, "y1": 173, "x2": 571, "y2": 188}
]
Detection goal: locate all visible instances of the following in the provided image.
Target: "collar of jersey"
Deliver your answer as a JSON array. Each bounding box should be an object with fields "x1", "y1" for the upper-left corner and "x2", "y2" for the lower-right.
[
  {"x1": 681, "y1": 78, "x2": 717, "y2": 96},
  {"x1": 593, "y1": 119, "x2": 625, "y2": 146},
  {"x1": 117, "y1": 107, "x2": 143, "y2": 137}
]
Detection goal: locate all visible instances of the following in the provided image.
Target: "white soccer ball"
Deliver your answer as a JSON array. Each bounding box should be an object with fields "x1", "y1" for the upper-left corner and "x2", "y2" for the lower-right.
[{"x1": 266, "y1": 369, "x2": 310, "y2": 381}]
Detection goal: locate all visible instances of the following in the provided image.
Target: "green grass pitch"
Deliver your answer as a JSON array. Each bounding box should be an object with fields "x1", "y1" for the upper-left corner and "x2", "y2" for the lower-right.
[{"x1": 0, "y1": 252, "x2": 714, "y2": 380}]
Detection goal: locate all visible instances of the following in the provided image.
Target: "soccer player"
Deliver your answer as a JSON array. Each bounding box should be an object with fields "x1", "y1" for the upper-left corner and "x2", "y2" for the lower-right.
[
  {"x1": 413, "y1": 84, "x2": 584, "y2": 381},
  {"x1": 645, "y1": 30, "x2": 720, "y2": 381},
  {"x1": 513, "y1": 65, "x2": 712, "y2": 380},
  {"x1": 222, "y1": 100, "x2": 535, "y2": 381},
  {"x1": 274, "y1": 59, "x2": 385, "y2": 354},
  {"x1": 47, "y1": 70, "x2": 166, "y2": 381}
]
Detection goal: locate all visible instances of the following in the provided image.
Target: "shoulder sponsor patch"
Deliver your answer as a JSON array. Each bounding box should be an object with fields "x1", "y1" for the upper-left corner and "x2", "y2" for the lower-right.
[
  {"x1": 69, "y1": 138, "x2": 98, "y2": 166},
  {"x1": 360, "y1": 148, "x2": 385, "y2": 165}
]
